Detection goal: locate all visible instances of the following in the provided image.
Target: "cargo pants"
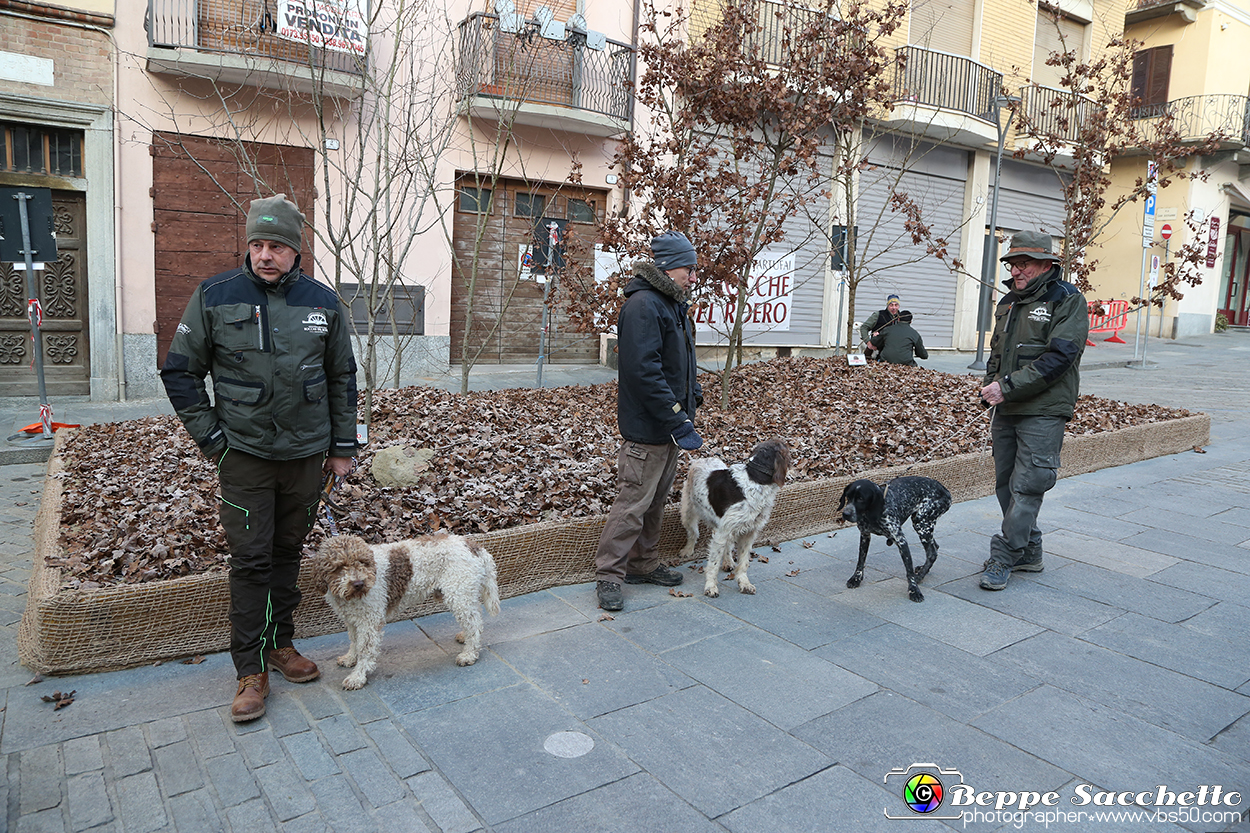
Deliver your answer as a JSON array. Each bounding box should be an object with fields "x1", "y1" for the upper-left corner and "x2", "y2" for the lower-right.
[
  {"x1": 594, "y1": 440, "x2": 682, "y2": 584},
  {"x1": 218, "y1": 449, "x2": 324, "y2": 678},
  {"x1": 989, "y1": 413, "x2": 1066, "y2": 567}
]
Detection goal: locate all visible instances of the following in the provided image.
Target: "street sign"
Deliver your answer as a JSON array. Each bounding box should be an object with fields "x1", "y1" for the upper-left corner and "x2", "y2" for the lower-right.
[
  {"x1": 1142, "y1": 193, "x2": 1156, "y2": 248},
  {"x1": 1160, "y1": 223, "x2": 1172, "y2": 241},
  {"x1": 1149, "y1": 254, "x2": 1159, "y2": 288}
]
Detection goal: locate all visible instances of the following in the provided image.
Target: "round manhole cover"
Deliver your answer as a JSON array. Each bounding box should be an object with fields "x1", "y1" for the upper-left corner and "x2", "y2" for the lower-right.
[{"x1": 543, "y1": 731, "x2": 594, "y2": 758}]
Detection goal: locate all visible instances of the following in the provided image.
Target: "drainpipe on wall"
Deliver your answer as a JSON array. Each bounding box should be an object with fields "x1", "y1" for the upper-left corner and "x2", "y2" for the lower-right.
[{"x1": 111, "y1": 29, "x2": 127, "y2": 401}]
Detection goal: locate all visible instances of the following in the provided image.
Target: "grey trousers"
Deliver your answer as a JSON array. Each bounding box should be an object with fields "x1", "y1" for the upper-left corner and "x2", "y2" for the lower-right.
[
  {"x1": 594, "y1": 440, "x2": 682, "y2": 584},
  {"x1": 989, "y1": 412, "x2": 1066, "y2": 567}
]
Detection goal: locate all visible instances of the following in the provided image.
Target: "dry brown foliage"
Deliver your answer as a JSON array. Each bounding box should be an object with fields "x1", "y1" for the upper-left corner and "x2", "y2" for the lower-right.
[{"x1": 53, "y1": 357, "x2": 1189, "y2": 589}]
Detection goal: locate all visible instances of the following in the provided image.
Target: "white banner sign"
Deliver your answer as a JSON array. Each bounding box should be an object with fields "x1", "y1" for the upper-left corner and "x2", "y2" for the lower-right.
[
  {"x1": 277, "y1": 0, "x2": 367, "y2": 55},
  {"x1": 694, "y1": 252, "x2": 793, "y2": 331}
]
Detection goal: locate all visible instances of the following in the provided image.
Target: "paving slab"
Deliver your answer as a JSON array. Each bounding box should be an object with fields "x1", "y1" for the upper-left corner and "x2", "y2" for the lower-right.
[
  {"x1": 721, "y1": 764, "x2": 952, "y2": 833},
  {"x1": 995, "y1": 630, "x2": 1250, "y2": 742},
  {"x1": 1030, "y1": 562, "x2": 1217, "y2": 623},
  {"x1": 1, "y1": 654, "x2": 234, "y2": 754},
  {"x1": 1080, "y1": 612, "x2": 1250, "y2": 689},
  {"x1": 489, "y1": 621, "x2": 694, "y2": 720},
  {"x1": 1148, "y1": 561, "x2": 1250, "y2": 604},
  {"x1": 1119, "y1": 528, "x2": 1250, "y2": 574},
  {"x1": 355, "y1": 622, "x2": 525, "y2": 716},
  {"x1": 830, "y1": 576, "x2": 1044, "y2": 656},
  {"x1": 594, "y1": 594, "x2": 746, "y2": 655},
  {"x1": 941, "y1": 569, "x2": 1124, "y2": 635},
  {"x1": 971, "y1": 685, "x2": 1250, "y2": 797},
  {"x1": 492, "y1": 772, "x2": 723, "y2": 833},
  {"x1": 791, "y1": 690, "x2": 1069, "y2": 798},
  {"x1": 416, "y1": 589, "x2": 590, "y2": 652},
  {"x1": 586, "y1": 684, "x2": 831, "y2": 819},
  {"x1": 1040, "y1": 528, "x2": 1179, "y2": 577},
  {"x1": 814, "y1": 622, "x2": 1041, "y2": 723},
  {"x1": 400, "y1": 683, "x2": 639, "y2": 826},
  {"x1": 661, "y1": 627, "x2": 878, "y2": 730},
  {"x1": 693, "y1": 573, "x2": 885, "y2": 649}
]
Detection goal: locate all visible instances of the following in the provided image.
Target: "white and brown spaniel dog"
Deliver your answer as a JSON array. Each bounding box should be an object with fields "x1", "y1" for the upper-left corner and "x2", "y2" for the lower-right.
[
  {"x1": 310, "y1": 534, "x2": 500, "y2": 689},
  {"x1": 678, "y1": 439, "x2": 792, "y2": 597}
]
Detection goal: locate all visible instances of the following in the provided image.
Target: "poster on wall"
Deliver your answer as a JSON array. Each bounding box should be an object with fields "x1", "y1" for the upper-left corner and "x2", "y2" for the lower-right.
[
  {"x1": 277, "y1": 0, "x2": 368, "y2": 55},
  {"x1": 694, "y1": 251, "x2": 794, "y2": 332}
]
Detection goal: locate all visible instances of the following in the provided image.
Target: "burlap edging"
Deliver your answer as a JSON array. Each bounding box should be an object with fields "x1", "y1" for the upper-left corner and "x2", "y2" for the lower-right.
[{"x1": 19, "y1": 413, "x2": 1210, "y2": 675}]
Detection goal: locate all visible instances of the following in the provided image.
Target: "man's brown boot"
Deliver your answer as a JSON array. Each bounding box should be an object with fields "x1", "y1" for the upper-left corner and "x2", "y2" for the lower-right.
[
  {"x1": 267, "y1": 646, "x2": 320, "y2": 683},
  {"x1": 231, "y1": 672, "x2": 269, "y2": 723}
]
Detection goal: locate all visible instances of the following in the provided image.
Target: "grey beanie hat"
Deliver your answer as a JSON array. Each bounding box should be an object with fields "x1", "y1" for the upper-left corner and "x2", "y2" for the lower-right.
[
  {"x1": 650, "y1": 230, "x2": 697, "y2": 271},
  {"x1": 246, "y1": 194, "x2": 304, "y2": 251},
  {"x1": 1000, "y1": 230, "x2": 1061, "y2": 263}
]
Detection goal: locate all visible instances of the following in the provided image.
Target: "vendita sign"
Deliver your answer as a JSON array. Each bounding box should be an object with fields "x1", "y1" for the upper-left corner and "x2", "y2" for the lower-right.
[{"x1": 278, "y1": 0, "x2": 367, "y2": 55}]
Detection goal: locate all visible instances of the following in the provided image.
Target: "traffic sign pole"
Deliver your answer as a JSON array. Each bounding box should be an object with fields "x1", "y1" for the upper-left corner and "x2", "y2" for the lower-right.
[{"x1": 1133, "y1": 163, "x2": 1158, "y2": 366}]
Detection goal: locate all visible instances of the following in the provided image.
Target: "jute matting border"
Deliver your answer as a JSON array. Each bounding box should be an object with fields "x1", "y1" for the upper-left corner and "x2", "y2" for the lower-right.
[{"x1": 19, "y1": 414, "x2": 1210, "y2": 674}]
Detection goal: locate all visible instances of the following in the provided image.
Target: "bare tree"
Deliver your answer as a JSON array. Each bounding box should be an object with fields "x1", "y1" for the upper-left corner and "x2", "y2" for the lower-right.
[
  {"x1": 558, "y1": 0, "x2": 908, "y2": 406},
  {"x1": 1014, "y1": 22, "x2": 1227, "y2": 304},
  {"x1": 132, "y1": 0, "x2": 464, "y2": 421}
]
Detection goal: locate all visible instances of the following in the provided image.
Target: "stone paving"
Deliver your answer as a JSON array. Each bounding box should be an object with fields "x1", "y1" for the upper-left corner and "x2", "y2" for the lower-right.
[{"x1": 1, "y1": 333, "x2": 1249, "y2": 832}]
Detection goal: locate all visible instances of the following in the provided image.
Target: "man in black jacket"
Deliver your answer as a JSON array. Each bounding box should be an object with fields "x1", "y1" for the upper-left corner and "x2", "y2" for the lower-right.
[
  {"x1": 594, "y1": 231, "x2": 703, "y2": 611},
  {"x1": 162, "y1": 194, "x2": 358, "y2": 721},
  {"x1": 979, "y1": 230, "x2": 1087, "y2": 591}
]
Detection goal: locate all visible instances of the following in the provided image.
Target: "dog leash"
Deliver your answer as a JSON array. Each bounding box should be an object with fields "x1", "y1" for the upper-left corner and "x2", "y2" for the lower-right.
[
  {"x1": 320, "y1": 471, "x2": 344, "y2": 537},
  {"x1": 885, "y1": 407, "x2": 994, "y2": 492}
]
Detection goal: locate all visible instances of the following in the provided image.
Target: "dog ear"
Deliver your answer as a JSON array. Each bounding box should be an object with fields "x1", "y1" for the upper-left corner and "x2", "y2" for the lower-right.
[
  {"x1": 867, "y1": 483, "x2": 886, "y2": 516},
  {"x1": 771, "y1": 442, "x2": 792, "y2": 487},
  {"x1": 837, "y1": 483, "x2": 852, "y2": 512}
]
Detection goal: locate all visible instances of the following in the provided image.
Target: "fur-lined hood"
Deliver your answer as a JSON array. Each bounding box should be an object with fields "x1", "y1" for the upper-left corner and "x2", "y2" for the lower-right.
[{"x1": 627, "y1": 261, "x2": 689, "y2": 303}]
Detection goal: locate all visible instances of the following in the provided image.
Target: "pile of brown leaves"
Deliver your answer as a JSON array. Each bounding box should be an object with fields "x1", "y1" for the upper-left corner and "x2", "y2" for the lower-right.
[{"x1": 53, "y1": 357, "x2": 1190, "y2": 589}]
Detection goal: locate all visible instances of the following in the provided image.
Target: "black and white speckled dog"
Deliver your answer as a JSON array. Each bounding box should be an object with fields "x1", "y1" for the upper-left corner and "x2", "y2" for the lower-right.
[
  {"x1": 838, "y1": 476, "x2": 951, "y2": 602},
  {"x1": 678, "y1": 439, "x2": 792, "y2": 598}
]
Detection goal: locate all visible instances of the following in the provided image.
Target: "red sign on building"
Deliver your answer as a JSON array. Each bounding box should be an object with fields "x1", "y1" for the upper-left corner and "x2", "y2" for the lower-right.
[{"x1": 1207, "y1": 216, "x2": 1221, "y2": 268}]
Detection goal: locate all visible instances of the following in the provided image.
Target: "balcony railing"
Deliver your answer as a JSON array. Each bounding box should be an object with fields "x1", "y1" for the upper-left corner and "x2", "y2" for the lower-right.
[
  {"x1": 1020, "y1": 84, "x2": 1099, "y2": 144},
  {"x1": 455, "y1": 12, "x2": 634, "y2": 123},
  {"x1": 148, "y1": 0, "x2": 366, "y2": 75},
  {"x1": 1132, "y1": 94, "x2": 1250, "y2": 147},
  {"x1": 892, "y1": 46, "x2": 1001, "y2": 123}
]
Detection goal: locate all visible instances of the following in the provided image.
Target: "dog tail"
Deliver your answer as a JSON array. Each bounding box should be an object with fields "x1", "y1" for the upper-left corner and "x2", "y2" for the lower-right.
[{"x1": 472, "y1": 542, "x2": 502, "y2": 616}]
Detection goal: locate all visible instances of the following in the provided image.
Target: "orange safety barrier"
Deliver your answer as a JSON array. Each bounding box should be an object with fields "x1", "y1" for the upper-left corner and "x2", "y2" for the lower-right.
[{"x1": 1087, "y1": 299, "x2": 1129, "y2": 346}]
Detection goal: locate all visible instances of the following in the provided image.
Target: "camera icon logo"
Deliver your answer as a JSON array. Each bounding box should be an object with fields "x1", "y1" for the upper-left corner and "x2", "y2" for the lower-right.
[{"x1": 883, "y1": 763, "x2": 964, "y2": 820}]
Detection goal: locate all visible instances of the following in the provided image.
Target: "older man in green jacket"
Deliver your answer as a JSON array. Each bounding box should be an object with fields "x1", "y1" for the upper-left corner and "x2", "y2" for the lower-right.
[
  {"x1": 979, "y1": 231, "x2": 1088, "y2": 591},
  {"x1": 162, "y1": 194, "x2": 358, "y2": 721}
]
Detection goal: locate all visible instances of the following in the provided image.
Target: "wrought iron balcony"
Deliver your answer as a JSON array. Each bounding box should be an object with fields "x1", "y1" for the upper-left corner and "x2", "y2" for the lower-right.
[
  {"x1": 1131, "y1": 94, "x2": 1250, "y2": 148},
  {"x1": 891, "y1": 46, "x2": 1002, "y2": 123},
  {"x1": 455, "y1": 12, "x2": 634, "y2": 129},
  {"x1": 1020, "y1": 84, "x2": 1099, "y2": 145},
  {"x1": 147, "y1": 0, "x2": 366, "y2": 93}
]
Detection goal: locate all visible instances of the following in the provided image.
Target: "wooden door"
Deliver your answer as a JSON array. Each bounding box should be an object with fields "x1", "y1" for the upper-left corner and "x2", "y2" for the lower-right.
[
  {"x1": 0, "y1": 191, "x2": 90, "y2": 396},
  {"x1": 152, "y1": 132, "x2": 316, "y2": 367}
]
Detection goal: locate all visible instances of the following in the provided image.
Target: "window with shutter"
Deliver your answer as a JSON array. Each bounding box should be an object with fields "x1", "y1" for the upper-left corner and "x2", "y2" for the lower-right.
[
  {"x1": 1131, "y1": 45, "x2": 1172, "y2": 116},
  {"x1": 908, "y1": 0, "x2": 975, "y2": 57},
  {"x1": 1032, "y1": 8, "x2": 1086, "y2": 90}
]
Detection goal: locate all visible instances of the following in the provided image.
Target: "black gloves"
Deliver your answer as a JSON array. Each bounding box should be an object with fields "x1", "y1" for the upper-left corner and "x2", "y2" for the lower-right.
[{"x1": 671, "y1": 420, "x2": 703, "y2": 451}]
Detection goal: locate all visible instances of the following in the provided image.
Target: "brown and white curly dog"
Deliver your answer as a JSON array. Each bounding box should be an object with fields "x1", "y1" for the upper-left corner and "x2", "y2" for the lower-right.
[{"x1": 310, "y1": 534, "x2": 501, "y2": 690}]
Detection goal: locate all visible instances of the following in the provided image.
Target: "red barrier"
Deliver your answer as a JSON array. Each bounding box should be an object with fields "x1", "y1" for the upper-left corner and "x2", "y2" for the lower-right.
[{"x1": 1087, "y1": 299, "x2": 1129, "y2": 346}]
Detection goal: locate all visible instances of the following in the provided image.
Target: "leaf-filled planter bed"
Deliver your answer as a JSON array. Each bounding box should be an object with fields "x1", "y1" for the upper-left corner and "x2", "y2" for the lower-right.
[{"x1": 19, "y1": 358, "x2": 1208, "y2": 673}]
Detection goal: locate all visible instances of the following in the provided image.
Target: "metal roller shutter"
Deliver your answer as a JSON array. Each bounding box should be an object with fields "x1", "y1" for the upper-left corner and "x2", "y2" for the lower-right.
[{"x1": 853, "y1": 143, "x2": 968, "y2": 348}]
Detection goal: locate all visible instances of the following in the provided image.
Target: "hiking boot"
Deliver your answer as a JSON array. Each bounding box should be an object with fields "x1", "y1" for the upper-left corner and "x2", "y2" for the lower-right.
[
  {"x1": 231, "y1": 672, "x2": 269, "y2": 723},
  {"x1": 268, "y1": 646, "x2": 320, "y2": 682},
  {"x1": 624, "y1": 565, "x2": 684, "y2": 586},
  {"x1": 980, "y1": 561, "x2": 1011, "y2": 591},
  {"x1": 597, "y1": 580, "x2": 623, "y2": 611},
  {"x1": 981, "y1": 557, "x2": 1044, "y2": 574}
]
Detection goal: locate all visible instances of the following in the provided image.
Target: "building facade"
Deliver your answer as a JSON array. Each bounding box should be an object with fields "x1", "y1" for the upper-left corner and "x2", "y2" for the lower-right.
[{"x1": 1098, "y1": 0, "x2": 1250, "y2": 338}]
